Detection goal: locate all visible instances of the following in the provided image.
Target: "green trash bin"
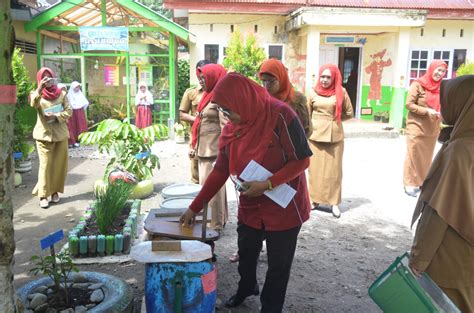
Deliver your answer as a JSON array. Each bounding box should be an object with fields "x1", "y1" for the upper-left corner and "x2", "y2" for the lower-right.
[{"x1": 368, "y1": 253, "x2": 460, "y2": 313}]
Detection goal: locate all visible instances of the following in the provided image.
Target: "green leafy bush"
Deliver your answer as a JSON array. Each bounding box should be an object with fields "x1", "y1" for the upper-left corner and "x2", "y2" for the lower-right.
[
  {"x1": 177, "y1": 59, "x2": 190, "y2": 106},
  {"x1": 79, "y1": 119, "x2": 167, "y2": 181},
  {"x1": 95, "y1": 180, "x2": 135, "y2": 234},
  {"x1": 29, "y1": 248, "x2": 79, "y2": 306},
  {"x1": 12, "y1": 48, "x2": 35, "y2": 158},
  {"x1": 456, "y1": 60, "x2": 474, "y2": 76},
  {"x1": 223, "y1": 29, "x2": 266, "y2": 81}
]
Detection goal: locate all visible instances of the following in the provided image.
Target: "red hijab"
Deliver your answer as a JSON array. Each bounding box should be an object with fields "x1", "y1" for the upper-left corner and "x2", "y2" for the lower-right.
[
  {"x1": 213, "y1": 73, "x2": 281, "y2": 175},
  {"x1": 191, "y1": 64, "x2": 227, "y2": 149},
  {"x1": 258, "y1": 59, "x2": 295, "y2": 103},
  {"x1": 313, "y1": 64, "x2": 344, "y2": 122},
  {"x1": 416, "y1": 60, "x2": 447, "y2": 112},
  {"x1": 36, "y1": 67, "x2": 62, "y2": 101}
]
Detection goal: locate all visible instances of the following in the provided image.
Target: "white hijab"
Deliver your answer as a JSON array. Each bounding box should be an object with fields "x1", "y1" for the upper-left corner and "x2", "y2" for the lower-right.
[
  {"x1": 135, "y1": 81, "x2": 154, "y2": 106},
  {"x1": 67, "y1": 81, "x2": 89, "y2": 110}
]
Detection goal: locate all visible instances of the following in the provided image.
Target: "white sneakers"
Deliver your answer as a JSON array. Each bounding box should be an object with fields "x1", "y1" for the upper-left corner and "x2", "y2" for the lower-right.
[{"x1": 332, "y1": 205, "x2": 341, "y2": 218}]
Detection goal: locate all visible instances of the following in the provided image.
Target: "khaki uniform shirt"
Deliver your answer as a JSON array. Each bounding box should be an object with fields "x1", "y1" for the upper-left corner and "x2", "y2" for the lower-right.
[
  {"x1": 405, "y1": 81, "x2": 440, "y2": 137},
  {"x1": 308, "y1": 88, "x2": 353, "y2": 143},
  {"x1": 30, "y1": 90, "x2": 72, "y2": 142},
  {"x1": 196, "y1": 102, "x2": 227, "y2": 158},
  {"x1": 179, "y1": 86, "x2": 203, "y2": 116}
]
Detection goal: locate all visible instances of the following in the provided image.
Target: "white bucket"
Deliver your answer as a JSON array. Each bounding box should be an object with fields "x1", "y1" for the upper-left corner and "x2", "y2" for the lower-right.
[{"x1": 161, "y1": 183, "x2": 202, "y2": 199}]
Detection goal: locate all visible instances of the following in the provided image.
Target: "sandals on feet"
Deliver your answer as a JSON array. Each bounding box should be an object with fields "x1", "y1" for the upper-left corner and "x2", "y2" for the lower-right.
[{"x1": 229, "y1": 252, "x2": 239, "y2": 263}]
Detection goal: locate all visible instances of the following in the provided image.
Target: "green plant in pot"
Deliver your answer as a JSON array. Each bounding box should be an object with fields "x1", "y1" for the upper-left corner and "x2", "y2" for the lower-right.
[
  {"x1": 381, "y1": 111, "x2": 390, "y2": 123},
  {"x1": 80, "y1": 119, "x2": 168, "y2": 199},
  {"x1": 174, "y1": 122, "x2": 187, "y2": 143}
]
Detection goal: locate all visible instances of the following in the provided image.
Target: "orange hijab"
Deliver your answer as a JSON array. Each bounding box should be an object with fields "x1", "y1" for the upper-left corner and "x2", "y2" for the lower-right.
[
  {"x1": 258, "y1": 59, "x2": 295, "y2": 103},
  {"x1": 313, "y1": 64, "x2": 344, "y2": 122}
]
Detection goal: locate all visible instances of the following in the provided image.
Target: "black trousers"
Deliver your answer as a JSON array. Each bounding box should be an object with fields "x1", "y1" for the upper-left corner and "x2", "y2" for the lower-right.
[{"x1": 236, "y1": 223, "x2": 301, "y2": 313}]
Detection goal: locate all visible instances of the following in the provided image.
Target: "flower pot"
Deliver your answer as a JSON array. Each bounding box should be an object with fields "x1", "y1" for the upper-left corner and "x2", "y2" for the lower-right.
[
  {"x1": 16, "y1": 159, "x2": 32, "y2": 173},
  {"x1": 382, "y1": 117, "x2": 390, "y2": 123},
  {"x1": 175, "y1": 135, "x2": 186, "y2": 144},
  {"x1": 17, "y1": 272, "x2": 133, "y2": 313},
  {"x1": 129, "y1": 179, "x2": 154, "y2": 199},
  {"x1": 373, "y1": 115, "x2": 381, "y2": 122},
  {"x1": 14, "y1": 172, "x2": 22, "y2": 186}
]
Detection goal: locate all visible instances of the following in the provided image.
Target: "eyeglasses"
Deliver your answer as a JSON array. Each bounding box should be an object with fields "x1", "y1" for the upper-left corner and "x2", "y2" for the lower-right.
[
  {"x1": 217, "y1": 106, "x2": 231, "y2": 118},
  {"x1": 261, "y1": 78, "x2": 278, "y2": 86}
]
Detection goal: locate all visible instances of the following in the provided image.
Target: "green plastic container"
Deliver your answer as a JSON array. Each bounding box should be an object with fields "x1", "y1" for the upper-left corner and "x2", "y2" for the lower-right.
[{"x1": 369, "y1": 253, "x2": 460, "y2": 313}]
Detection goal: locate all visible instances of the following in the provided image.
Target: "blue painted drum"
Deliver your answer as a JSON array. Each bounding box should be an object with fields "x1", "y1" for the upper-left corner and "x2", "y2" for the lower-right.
[{"x1": 145, "y1": 261, "x2": 217, "y2": 313}]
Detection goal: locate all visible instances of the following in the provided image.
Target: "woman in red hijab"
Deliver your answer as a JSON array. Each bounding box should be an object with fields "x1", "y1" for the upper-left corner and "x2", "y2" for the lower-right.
[
  {"x1": 403, "y1": 60, "x2": 447, "y2": 197},
  {"x1": 259, "y1": 59, "x2": 312, "y2": 137},
  {"x1": 307, "y1": 64, "x2": 353, "y2": 218},
  {"x1": 30, "y1": 67, "x2": 72, "y2": 208},
  {"x1": 180, "y1": 73, "x2": 312, "y2": 312},
  {"x1": 190, "y1": 63, "x2": 228, "y2": 231}
]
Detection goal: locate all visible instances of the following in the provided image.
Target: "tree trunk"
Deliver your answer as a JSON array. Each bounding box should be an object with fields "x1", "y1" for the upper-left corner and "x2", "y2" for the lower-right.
[{"x1": 0, "y1": 1, "x2": 18, "y2": 312}]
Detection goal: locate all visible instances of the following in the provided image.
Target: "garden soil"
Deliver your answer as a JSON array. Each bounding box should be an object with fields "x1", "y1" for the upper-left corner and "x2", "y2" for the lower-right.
[{"x1": 12, "y1": 138, "x2": 423, "y2": 312}]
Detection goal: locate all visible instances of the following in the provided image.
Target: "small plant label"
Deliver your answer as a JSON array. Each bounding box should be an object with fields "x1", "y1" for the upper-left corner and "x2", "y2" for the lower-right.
[{"x1": 40, "y1": 229, "x2": 64, "y2": 250}]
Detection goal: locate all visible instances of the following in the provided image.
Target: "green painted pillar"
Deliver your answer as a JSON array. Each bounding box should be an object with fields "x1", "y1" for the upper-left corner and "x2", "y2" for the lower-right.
[
  {"x1": 126, "y1": 52, "x2": 130, "y2": 121},
  {"x1": 168, "y1": 33, "x2": 176, "y2": 121},
  {"x1": 36, "y1": 31, "x2": 42, "y2": 70},
  {"x1": 101, "y1": 0, "x2": 107, "y2": 26},
  {"x1": 390, "y1": 87, "x2": 407, "y2": 129}
]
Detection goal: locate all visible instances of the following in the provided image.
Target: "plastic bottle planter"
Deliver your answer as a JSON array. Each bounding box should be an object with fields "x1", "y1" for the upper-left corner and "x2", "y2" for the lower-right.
[{"x1": 68, "y1": 200, "x2": 141, "y2": 257}]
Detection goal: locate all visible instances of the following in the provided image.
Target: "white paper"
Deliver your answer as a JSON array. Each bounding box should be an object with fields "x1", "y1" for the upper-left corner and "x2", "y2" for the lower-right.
[{"x1": 239, "y1": 160, "x2": 296, "y2": 208}]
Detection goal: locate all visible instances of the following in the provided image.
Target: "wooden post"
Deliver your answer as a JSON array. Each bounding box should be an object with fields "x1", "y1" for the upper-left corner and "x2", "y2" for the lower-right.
[{"x1": 201, "y1": 202, "x2": 208, "y2": 241}]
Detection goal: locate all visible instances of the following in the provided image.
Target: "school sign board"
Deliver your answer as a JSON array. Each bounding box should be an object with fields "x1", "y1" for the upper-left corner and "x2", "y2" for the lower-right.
[{"x1": 80, "y1": 27, "x2": 129, "y2": 51}]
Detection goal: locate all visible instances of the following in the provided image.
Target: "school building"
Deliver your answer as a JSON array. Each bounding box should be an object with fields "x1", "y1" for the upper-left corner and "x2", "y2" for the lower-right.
[{"x1": 164, "y1": 0, "x2": 474, "y2": 129}]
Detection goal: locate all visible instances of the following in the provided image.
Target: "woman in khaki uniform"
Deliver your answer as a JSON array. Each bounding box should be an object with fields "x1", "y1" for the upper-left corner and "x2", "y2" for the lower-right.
[
  {"x1": 190, "y1": 64, "x2": 228, "y2": 231},
  {"x1": 30, "y1": 67, "x2": 72, "y2": 208},
  {"x1": 403, "y1": 60, "x2": 447, "y2": 197},
  {"x1": 258, "y1": 59, "x2": 312, "y2": 137},
  {"x1": 308, "y1": 64, "x2": 353, "y2": 218},
  {"x1": 409, "y1": 75, "x2": 474, "y2": 312},
  {"x1": 179, "y1": 60, "x2": 211, "y2": 184}
]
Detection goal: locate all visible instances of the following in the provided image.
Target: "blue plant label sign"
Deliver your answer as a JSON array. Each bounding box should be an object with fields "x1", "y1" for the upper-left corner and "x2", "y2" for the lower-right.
[
  {"x1": 135, "y1": 151, "x2": 150, "y2": 159},
  {"x1": 79, "y1": 27, "x2": 129, "y2": 51},
  {"x1": 40, "y1": 229, "x2": 64, "y2": 250}
]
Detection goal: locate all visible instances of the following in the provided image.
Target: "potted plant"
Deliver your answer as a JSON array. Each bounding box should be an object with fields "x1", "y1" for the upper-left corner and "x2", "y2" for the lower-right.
[
  {"x1": 373, "y1": 112, "x2": 382, "y2": 122},
  {"x1": 79, "y1": 119, "x2": 168, "y2": 199},
  {"x1": 18, "y1": 248, "x2": 133, "y2": 312},
  {"x1": 174, "y1": 122, "x2": 186, "y2": 143},
  {"x1": 381, "y1": 112, "x2": 390, "y2": 123}
]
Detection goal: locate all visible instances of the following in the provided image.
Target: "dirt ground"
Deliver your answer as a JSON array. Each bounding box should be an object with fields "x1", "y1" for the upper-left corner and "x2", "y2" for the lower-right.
[{"x1": 12, "y1": 137, "x2": 420, "y2": 312}]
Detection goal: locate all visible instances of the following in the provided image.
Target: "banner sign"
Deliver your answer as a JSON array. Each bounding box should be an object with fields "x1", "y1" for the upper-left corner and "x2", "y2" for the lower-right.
[{"x1": 80, "y1": 27, "x2": 129, "y2": 51}]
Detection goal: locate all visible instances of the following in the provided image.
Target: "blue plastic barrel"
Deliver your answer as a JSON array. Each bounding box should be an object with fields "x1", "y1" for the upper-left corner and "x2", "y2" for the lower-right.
[{"x1": 145, "y1": 261, "x2": 216, "y2": 313}]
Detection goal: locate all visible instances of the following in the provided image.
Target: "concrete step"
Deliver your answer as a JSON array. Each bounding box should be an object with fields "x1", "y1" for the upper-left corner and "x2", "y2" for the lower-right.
[{"x1": 343, "y1": 119, "x2": 399, "y2": 138}]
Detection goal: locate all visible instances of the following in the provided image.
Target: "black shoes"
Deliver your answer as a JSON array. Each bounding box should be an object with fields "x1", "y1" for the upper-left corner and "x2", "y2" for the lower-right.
[{"x1": 225, "y1": 284, "x2": 260, "y2": 308}]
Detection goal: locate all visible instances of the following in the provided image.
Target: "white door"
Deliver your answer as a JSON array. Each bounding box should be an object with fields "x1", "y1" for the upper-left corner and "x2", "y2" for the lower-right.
[{"x1": 319, "y1": 46, "x2": 338, "y2": 67}]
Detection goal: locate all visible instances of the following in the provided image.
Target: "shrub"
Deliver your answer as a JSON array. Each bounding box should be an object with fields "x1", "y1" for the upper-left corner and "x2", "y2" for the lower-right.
[
  {"x1": 79, "y1": 119, "x2": 167, "y2": 181},
  {"x1": 95, "y1": 179, "x2": 135, "y2": 234},
  {"x1": 223, "y1": 29, "x2": 266, "y2": 81},
  {"x1": 29, "y1": 248, "x2": 79, "y2": 306},
  {"x1": 456, "y1": 60, "x2": 474, "y2": 77}
]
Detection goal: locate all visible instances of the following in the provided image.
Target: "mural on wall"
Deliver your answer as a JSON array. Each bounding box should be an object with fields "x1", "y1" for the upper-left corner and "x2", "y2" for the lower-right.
[
  {"x1": 364, "y1": 48, "x2": 392, "y2": 107},
  {"x1": 289, "y1": 54, "x2": 307, "y2": 92}
]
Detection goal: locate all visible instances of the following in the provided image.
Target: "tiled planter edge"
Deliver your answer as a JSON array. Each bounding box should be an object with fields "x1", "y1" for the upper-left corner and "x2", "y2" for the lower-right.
[{"x1": 68, "y1": 199, "x2": 141, "y2": 257}]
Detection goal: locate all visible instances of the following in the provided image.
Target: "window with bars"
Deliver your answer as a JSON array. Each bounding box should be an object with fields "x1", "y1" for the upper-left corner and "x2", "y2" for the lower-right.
[
  {"x1": 15, "y1": 39, "x2": 37, "y2": 54},
  {"x1": 204, "y1": 44, "x2": 219, "y2": 64},
  {"x1": 409, "y1": 50, "x2": 429, "y2": 84},
  {"x1": 268, "y1": 44, "x2": 283, "y2": 61},
  {"x1": 433, "y1": 50, "x2": 451, "y2": 70}
]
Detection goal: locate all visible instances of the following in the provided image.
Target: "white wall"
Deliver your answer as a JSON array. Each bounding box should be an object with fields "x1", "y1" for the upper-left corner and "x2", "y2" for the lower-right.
[{"x1": 188, "y1": 13, "x2": 286, "y2": 84}]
